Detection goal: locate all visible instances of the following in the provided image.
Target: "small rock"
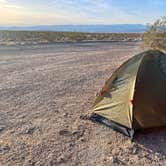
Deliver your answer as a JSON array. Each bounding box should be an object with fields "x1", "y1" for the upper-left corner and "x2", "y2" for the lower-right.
[
  {"x1": 0, "y1": 126, "x2": 5, "y2": 132},
  {"x1": 0, "y1": 145, "x2": 10, "y2": 154},
  {"x1": 25, "y1": 127, "x2": 35, "y2": 134},
  {"x1": 19, "y1": 126, "x2": 35, "y2": 134},
  {"x1": 72, "y1": 130, "x2": 84, "y2": 139},
  {"x1": 108, "y1": 156, "x2": 120, "y2": 165},
  {"x1": 79, "y1": 114, "x2": 90, "y2": 120},
  {"x1": 131, "y1": 142, "x2": 138, "y2": 154},
  {"x1": 63, "y1": 113, "x2": 68, "y2": 117},
  {"x1": 59, "y1": 129, "x2": 71, "y2": 136},
  {"x1": 27, "y1": 159, "x2": 36, "y2": 166},
  {"x1": 57, "y1": 154, "x2": 65, "y2": 163},
  {"x1": 155, "y1": 153, "x2": 159, "y2": 159},
  {"x1": 132, "y1": 147, "x2": 137, "y2": 154},
  {"x1": 80, "y1": 137, "x2": 86, "y2": 142},
  {"x1": 107, "y1": 141, "x2": 112, "y2": 145},
  {"x1": 108, "y1": 156, "x2": 114, "y2": 162}
]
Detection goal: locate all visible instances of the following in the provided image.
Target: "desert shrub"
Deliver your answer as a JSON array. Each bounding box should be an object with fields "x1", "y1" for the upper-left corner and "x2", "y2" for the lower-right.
[{"x1": 142, "y1": 17, "x2": 166, "y2": 51}]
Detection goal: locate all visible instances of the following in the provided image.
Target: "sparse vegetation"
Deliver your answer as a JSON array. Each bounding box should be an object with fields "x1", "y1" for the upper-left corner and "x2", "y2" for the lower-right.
[
  {"x1": 0, "y1": 31, "x2": 142, "y2": 45},
  {"x1": 142, "y1": 17, "x2": 166, "y2": 51}
]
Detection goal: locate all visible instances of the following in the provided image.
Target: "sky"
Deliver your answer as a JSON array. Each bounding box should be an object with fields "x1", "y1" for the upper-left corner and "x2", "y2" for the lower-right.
[{"x1": 0, "y1": 0, "x2": 166, "y2": 26}]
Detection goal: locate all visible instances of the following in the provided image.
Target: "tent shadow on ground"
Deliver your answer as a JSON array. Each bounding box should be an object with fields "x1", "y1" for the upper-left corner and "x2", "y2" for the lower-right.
[{"x1": 134, "y1": 127, "x2": 166, "y2": 157}]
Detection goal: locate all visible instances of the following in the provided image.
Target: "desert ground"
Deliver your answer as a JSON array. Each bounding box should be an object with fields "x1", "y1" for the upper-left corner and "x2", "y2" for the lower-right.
[{"x1": 0, "y1": 42, "x2": 166, "y2": 166}]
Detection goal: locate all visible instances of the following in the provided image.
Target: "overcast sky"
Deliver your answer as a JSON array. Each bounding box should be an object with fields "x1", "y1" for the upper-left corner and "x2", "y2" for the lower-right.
[{"x1": 0, "y1": 0, "x2": 166, "y2": 26}]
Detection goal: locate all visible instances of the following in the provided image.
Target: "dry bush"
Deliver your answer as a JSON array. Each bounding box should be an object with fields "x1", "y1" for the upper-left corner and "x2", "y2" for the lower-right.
[{"x1": 142, "y1": 17, "x2": 166, "y2": 51}]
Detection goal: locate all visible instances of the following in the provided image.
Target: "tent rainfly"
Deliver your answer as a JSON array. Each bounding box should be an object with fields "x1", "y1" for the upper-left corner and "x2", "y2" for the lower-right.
[{"x1": 91, "y1": 50, "x2": 166, "y2": 139}]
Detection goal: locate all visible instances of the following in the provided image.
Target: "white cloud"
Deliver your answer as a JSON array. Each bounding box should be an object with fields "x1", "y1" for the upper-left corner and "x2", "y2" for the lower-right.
[
  {"x1": 0, "y1": 0, "x2": 158, "y2": 25},
  {"x1": 0, "y1": 0, "x2": 7, "y2": 2}
]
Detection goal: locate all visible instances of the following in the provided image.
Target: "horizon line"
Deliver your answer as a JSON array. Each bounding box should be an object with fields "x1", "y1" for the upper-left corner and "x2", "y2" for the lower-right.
[{"x1": 0, "y1": 24, "x2": 148, "y2": 27}]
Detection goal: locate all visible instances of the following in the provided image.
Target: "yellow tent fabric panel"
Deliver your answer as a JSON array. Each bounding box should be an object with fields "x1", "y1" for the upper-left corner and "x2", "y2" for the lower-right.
[{"x1": 92, "y1": 53, "x2": 144, "y2": 128}]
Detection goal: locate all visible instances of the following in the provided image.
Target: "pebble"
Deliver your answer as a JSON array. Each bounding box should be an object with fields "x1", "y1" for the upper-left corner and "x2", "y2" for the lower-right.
[
  {"x1": 108, "y1": 156, "x2": 120, "y2": 165},
  {"x1": 57, "y1": 154, "x2": 65, "y2": 163},
  {"x1": 0, "y1": 126, "x2": 5, "y2": 132},
  {"x1": 63, "y1": 113, "x2": 68, "y2": 117},
  {"x1": 0, "y1": 145, "x2": 10, "y2": 154},
  {"x1": 59, "y1": 129, "x2": 71, "y2": 136},
  {"x1": 20, "y1": 126, "x2": 35, "y2": 134},
  {"x1": 131, "y1": 142, "x2": 138, "y2": 154},
  {"x1": 80, "y1": 137, "x2": 86, "y2": 142}
]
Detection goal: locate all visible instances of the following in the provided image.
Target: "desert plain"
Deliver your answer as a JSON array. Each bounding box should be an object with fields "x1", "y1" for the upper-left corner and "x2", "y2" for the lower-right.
[{"x1": 0, "y1": 41, "x2": 166, "y2": 165}]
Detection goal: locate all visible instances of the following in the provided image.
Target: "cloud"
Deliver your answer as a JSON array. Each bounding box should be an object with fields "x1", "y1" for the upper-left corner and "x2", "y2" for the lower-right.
[
  {"x1": 0, "y1": 0, "x2": 23, "y2": 9},
  {"x1": 49, "y1": 0, "x2": 135, "y2": 24},
  {"x1": 0, "y1": 0, "x2": 165, "y2": 25},
  {"x1": 0, "y1": 0, "x2": 7, "y2": 2}
]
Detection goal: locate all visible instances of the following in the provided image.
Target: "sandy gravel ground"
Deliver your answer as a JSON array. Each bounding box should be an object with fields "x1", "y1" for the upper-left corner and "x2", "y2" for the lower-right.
[{"x1": 0, "y1": 42, "x2": 166, "y2": 166}]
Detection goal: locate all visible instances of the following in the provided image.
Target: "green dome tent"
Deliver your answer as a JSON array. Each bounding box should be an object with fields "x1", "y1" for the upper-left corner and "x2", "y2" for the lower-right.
[{"x1": 91, "y1": 50, "x2": 166, "y2": 139}]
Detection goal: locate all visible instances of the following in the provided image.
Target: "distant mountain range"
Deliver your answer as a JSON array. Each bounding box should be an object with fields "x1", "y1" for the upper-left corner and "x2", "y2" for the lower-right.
[{"x1": 0, "y1": 24, "x2": 148, "y2": 33}]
